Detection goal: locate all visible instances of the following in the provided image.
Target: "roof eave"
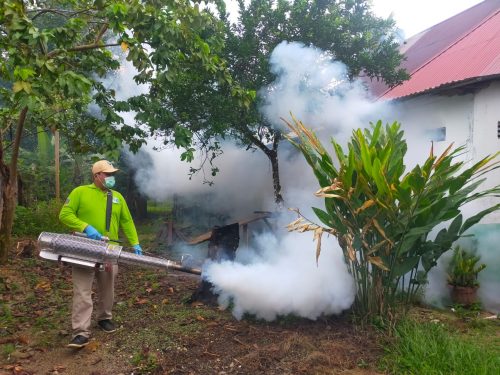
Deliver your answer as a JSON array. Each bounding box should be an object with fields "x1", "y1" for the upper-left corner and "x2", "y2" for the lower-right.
[{"x1": 384, "y1": 74, "x2": 500, "y2": 102}]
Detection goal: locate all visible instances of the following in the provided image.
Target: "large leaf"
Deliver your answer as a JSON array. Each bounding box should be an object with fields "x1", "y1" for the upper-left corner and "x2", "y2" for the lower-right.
[
  {"x1": 460, "y1": 204, "x2": 500, "y2": 235},
  {"x1": 372, "y1": 157, "x2": 390, "y2": 196},
  {"x1": 393, "y1": 256, "x2": 420, "y2": 277},
  {"x1": 312, "y1": 207, "x2": 333, "y2": 228},
  {"x1": 398, "y1": 224, "x2": 436, "y2": 255}
]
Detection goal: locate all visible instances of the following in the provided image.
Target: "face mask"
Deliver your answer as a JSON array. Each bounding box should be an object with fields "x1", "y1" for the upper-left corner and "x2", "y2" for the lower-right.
[{"x1": 103, "y1": 176, "x2": 115, "y2": 189}]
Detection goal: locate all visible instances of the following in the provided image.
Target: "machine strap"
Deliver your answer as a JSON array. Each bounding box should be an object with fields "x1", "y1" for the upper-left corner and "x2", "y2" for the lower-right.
[{"x1": 105, "y1": 191, "x2": 113, "y2": 232}]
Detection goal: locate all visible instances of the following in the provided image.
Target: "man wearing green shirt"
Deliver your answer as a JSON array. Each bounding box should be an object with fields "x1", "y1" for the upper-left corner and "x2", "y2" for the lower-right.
[{"x1": 59, "y1": 160, "x2": 142, "y2": 348}]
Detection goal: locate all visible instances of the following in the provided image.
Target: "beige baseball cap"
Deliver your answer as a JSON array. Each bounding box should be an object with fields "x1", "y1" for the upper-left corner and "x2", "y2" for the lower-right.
[{"x1": 92, "y1": 160, "x2": 119, "y2": 175}]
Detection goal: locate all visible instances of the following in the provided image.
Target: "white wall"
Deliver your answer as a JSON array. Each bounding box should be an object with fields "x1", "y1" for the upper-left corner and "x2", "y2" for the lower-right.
[
  {"x1": 389, "y1": 92, "x2": 473, "y2": 165},
  {"x1": 388, "y1": 81, "x2": 500, "y2": 223},
  {"x1": 472, "y1": 81, "x2": 500, "y2": 222}
]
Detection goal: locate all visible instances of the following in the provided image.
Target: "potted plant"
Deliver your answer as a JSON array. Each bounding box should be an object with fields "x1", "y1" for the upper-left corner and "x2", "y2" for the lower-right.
[{"x1": 447, "y1": 245, "x2": 486, "y2": 305}]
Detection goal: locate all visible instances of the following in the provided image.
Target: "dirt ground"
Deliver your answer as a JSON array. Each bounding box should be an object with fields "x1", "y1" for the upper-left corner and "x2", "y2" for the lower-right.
[{"x1": 0, "y1": 247, "x2": 385, "y2": 375}]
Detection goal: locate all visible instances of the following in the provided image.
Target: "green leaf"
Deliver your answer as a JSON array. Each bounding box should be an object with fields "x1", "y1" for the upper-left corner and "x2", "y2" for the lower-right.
[
  {"x1": 372, "y1": 157, "x2": 389, "y2": 196},
  {"x1": 357, "y1": 131, "x2": 372, "y2": 176},
  {"x1": 447, "y1": 214, "x2": 463, "y2": 239},
  {"x1": 460, "y1": 204, "x2": 500, "y2": 235},
  {"x1": 12, "y1": 81, "x2": 24, "y2": 93},
  {"x1": 393, "y1": 256, "x2": 420, "y2": 277},
  {"x1": 398, "y1": 224, "x2": 435, "y2": 255},
  {"x1": 312, "y1": 207, "x2": 333, "y2": 228}
]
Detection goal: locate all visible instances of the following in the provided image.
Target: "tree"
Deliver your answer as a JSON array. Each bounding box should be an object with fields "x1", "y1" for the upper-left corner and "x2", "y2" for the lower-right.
[
  {"x1": 286, "y1": 118, "x2": 500, "y2": 319},
  {"x1": 128, "y1": 0, "x2": 409, "y2": 204},
  {"x1": 0, "y1": 0, "x2": 245, "y2": 263}
]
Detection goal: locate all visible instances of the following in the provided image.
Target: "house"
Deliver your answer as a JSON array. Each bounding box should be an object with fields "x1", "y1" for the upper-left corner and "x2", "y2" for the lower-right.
[
  {"x1": 368, "y1": 0, "x2": 500, "y2": 223},
  {"x1": 368, "y1": 1, "x2": 500, "y2": 312}
]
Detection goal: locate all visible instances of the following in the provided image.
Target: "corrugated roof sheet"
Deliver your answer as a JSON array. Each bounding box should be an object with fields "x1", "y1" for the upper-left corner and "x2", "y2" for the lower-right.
[{"x1": 370, "y1": 0, "x2": 500, "y2": 100}]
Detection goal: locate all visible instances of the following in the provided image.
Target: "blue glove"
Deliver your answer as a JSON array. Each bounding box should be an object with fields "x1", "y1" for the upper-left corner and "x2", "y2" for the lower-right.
[
  {"x1": 133, "y1": 244, "x2": 143, "y2": 255},
  {"x1": 83, "y1": 225, "x2": 102, "y2": 240}
]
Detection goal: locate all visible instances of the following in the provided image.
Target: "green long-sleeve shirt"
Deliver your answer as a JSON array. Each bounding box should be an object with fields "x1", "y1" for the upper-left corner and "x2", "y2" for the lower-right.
[{"x1": 59, "y1": 183, "x2": 139, "y2": 246}]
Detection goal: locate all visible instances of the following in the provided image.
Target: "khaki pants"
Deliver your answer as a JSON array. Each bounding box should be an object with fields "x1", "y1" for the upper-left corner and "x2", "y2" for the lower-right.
[{"x1": 71, "y1": 264, "x2": 118, "y2": 338}]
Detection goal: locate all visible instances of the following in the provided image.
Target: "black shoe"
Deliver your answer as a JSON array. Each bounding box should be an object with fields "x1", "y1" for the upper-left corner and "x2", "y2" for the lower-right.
[
  {"x1": 67, "y1": 335, "x2": 89, "y2": 348},
  {"x1": 98, "y1": 319, "x2": 117, "y2": 333}
]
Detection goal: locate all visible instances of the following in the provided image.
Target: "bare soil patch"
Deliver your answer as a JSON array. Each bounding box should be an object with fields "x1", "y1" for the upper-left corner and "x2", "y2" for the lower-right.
[{"x1": 1, "y1": 251, "x2": 384, "y2": 375}]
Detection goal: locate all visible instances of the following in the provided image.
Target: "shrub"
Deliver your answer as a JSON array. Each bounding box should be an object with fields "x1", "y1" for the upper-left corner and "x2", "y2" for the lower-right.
[
  {"x1": 285, "y1": 118, "x2": 500, "y2": 320},
  {"x1": 447, "y1": 245, "x2": 486, "y2": 287},
  {"x1": 13, "y1": 199, "x2": 67, "y2": 237}
]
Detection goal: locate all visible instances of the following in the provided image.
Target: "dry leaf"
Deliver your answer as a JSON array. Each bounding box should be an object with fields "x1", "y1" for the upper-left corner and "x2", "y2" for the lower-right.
[
  {"x1": 313, "y1": 227, "x2": 323, "y2": 264},
  {"x1": 35, "y1": 281, "x2": 51, "y2": 291},
  {"x1": 368, "y1": 256, "x2": 389, "y2": 271},
  {"x1": 347, "y1": 246, "x2": 356, "y2": 262},
  {"x1": 355, "y1": 199, "x2": 375, "y2": 214},
  {"x1": 85, "y1": 341, "x2": 100, "y2": 352},
  {"x1": 372, "y1": 219, "x2": 394, "y2": 246},
  {"x1": 120, "y1": 41, "x2": 128, "y2": 51}
]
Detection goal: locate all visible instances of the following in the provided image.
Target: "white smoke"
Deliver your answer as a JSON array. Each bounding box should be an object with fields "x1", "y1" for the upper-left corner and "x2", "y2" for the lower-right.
[
  {"x1": 197, "y1": 42, "x2": 395, "y2": 320},
  {"x1": 260, "y1": 41, "x2": 390, "y2": 139},
  {"x1": 205, "y1": 229, "x2": 355, "y2": 320},
  {"x1": 126, "y1": 142, "x2": 276, "y2": 221},
  {"x1": 120, "y1": 40, "x2": 500, "y2": 319},
  {"x1": 424, "y1": 226, "x2": 500, "y2": 313}
]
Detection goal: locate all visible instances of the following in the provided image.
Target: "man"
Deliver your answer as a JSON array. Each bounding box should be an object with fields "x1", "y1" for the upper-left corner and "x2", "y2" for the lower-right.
[{"x1": 59, "y1": 159, "x2": 142, "y2": 348}]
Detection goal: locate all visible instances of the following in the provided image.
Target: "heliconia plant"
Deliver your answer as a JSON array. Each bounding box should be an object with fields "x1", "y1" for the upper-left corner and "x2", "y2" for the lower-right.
[{"x1": 284, "y1": 117, "x2": 500, "y2": 320}]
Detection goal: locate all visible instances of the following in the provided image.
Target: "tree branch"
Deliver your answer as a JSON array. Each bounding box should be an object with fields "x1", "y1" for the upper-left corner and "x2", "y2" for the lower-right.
[
  {"x1": 94, "y1": 23, "x2": 109, "y2": 44},
  {"x1": 47, "y1": 42, "x2": 120, "y2": 57},
  {"x1": 237, "y1": 124, "x2": 274, "y2": 158},
  {"x1": 29, "y1": 8, "x2": 96, "y2": 21}
]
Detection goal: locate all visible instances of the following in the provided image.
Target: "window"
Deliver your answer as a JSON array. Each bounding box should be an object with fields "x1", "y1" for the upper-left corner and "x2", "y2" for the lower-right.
[{"x1": 426, "y1": 127, "x2": 446, "y2": 142}]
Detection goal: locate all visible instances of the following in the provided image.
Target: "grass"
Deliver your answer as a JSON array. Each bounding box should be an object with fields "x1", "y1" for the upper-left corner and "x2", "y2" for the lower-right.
[
  {"x1": 147, "y1": 201, "x2": 173, "y2": 215},
  {"x1": 380, "y1": 318, "x2": 500, "y2": 375},
  {"x1": 1, "y1": 343, "x2": 15, "y2": 359},
  {"x1": 131, "y1": 348, "x2": 161, "y2": 374}
]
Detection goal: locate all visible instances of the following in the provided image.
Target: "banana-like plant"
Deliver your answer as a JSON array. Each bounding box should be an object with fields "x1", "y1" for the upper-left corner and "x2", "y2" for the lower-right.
[{"x1": 285, "y1": 117, "x2": 500, "y2": 319}]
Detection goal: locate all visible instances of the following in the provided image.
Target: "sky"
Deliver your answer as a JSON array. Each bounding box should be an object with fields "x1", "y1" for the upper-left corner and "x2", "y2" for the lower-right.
[
  {"x1": 372, "y1": 0, "x2": 484, "y2": 37},
  {"x1": 225, "y1": 0, "x2": 485, "y2": 40}
]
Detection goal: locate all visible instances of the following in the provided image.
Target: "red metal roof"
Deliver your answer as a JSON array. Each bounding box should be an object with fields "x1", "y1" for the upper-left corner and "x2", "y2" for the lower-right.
[{"x1": 370, "y1": 0, "x2": 500, "y2": 100}]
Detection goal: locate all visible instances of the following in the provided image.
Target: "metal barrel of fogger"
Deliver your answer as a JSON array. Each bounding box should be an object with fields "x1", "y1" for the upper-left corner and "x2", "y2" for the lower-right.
[{"x1": 38, "y1": 232, "x2": 201, "y2": 275}]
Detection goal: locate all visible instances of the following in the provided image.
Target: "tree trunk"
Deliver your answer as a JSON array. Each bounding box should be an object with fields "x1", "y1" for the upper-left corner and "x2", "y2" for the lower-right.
[
  {"x1": 0, "y1": 161, "x2": 8, "y2": 264},
  {"x1": 17, "y1": 173, "x2": 26, "y2": 206},
  {"x1": 0, "y1": 107, "x2": 27, "y2": 264},
  {"x1": 240, "y1": 126, "x2": 284, "y2": 206},
  {"x1": 0, "y1": 175, "x2": 18, "y2": 263},
  {"x1": 268, "y1": 149, "x2": 283, "y2": 206}
]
